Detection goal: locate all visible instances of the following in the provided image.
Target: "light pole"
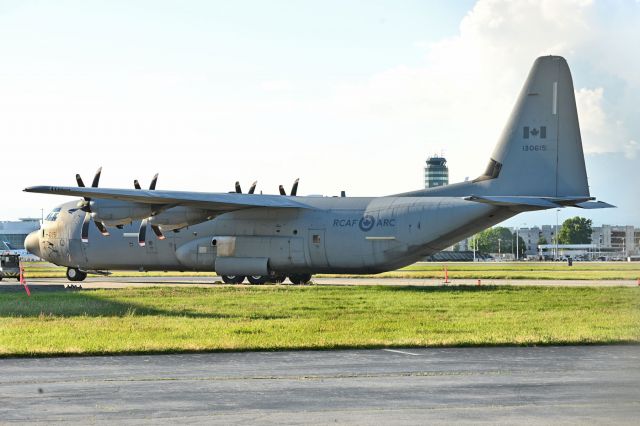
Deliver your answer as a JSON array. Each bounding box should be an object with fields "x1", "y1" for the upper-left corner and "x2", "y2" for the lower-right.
[
  {"x1": 516, "y1": 227, "x2": 519, "y2": 261},
  {"x1": 498, "y1": 238, "x2": 502, "y2": 259},
  {"x1": 472, "y1": 235, "x2": 476, "y2": 262},
  {"x1": 555, "y1": 208, "x2": 560, "y2": 260}
]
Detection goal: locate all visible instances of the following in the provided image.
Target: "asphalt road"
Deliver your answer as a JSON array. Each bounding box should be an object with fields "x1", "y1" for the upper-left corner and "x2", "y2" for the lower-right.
[
  {"x1": 1, "y1": 345, "x2": 638, "y2": 424},
  {"x1": 5, "y1": 275, "x2": 638, "y2": 290}
]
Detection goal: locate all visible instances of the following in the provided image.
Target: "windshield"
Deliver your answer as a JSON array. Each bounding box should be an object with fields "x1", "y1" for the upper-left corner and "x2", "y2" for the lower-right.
[{"x1": 45, "y1": 207, "x2": 61, "y2": 222}]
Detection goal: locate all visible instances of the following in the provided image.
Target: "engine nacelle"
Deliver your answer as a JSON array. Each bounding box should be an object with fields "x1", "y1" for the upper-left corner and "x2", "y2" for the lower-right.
[
  {"x1": 90, "y1": 199, "x2": 153, "y2": 227},
  {"x1": 148, "y1": 206, "x2": 211, "y2": 231}
]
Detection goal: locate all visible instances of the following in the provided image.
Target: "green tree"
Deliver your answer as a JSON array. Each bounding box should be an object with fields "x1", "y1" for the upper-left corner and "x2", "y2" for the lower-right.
[
  {"x1": 537, "y1": 236, "x2": 548, "y2": 245},
  {"x1": 558, "y1": 216, "x2": 592, "y2": 244},
  {"x1": 475, "y1": 227, "x2": 513, "y2": 254}
]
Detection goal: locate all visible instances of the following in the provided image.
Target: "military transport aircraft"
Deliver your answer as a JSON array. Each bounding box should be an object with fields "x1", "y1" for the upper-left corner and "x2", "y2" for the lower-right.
[{"x1": 24, "y1": 56, "x2": 612, "y2": 284}]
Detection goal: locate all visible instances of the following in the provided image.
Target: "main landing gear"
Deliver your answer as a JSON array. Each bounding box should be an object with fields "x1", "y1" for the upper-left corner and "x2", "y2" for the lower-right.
[
  {"x1": 220, "y1": 274, "x2": 312, "y2": 285},
  {"x1": 66, "y1": 267, "x2": 87, "y2": 282}
]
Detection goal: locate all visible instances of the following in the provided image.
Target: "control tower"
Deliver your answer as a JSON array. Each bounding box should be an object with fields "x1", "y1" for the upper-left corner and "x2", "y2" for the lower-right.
[{"x1": 424, "y1": 155, "x2": 449, "y2": 188}]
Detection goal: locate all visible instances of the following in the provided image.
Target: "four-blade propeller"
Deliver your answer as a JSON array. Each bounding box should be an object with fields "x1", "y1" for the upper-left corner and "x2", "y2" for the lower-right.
[
  {"x1": 135, "y1": 174, "x2": 165, "y2": 247},
  {"x1": 76, "y1": 167, "x2": 109, "y2": 243}
]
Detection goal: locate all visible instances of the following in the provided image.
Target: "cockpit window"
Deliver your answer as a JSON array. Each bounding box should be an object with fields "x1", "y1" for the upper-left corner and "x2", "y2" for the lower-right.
[{"x1": 45, "y1": 208, "x2": 61, "y2": 222}]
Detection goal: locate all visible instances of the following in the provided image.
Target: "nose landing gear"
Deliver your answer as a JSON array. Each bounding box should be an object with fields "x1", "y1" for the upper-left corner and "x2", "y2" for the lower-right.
[{"x1": 66, "y1": 267, "x2": 87, "y2": 282}]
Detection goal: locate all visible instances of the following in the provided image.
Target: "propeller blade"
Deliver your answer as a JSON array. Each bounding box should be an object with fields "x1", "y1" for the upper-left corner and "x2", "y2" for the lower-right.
[
  {"x1": 76, "y1": 174, "x2": 86, "y2": 187},
  {"x1": 279, "y1": 185, "x2": 286, "y2": 196},
  {"x1": 91, "y1": 167, "x2": 102, "y2": 188},
  {"x1": 134, "y1": 179, "x2": 141, "y2": 190},
  {"x1": 149, "y1": 173, "x2": 158, "y2": 190},
  {"x1": 235, "y1": 181, "x2": 242, "y2": 193},
  {"x1": 81, "y1": 212, "x2": 91, "y2": 243},
  {"x1": 151, "y1": 225, "x2": 165, "y2": 240},
  {"x1": 248, "y1": 181, "x2": 257, "y2": 194},
  {"x1": 138, "y1": 219, "x2": 147, "y2": 247},
  {"x1": 290, "y1": 178, "x2": 299, "y2": 196},
  {"x1": 94, "y1": 220, "x2": 110, "y2": 236}
]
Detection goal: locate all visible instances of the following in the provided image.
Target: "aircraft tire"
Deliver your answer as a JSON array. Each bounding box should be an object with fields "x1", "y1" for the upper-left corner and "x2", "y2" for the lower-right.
[
  {"x1": 0, "y1": 276, "x2": 3, "y2": 282},
  {"x1": 288, "y1": 274, "x2": 312, "y2": 285},
  {"x1": 267, "y1": 274, "x2": 287, "y2": 284},
  {"x1": 66, "y1": 268, "x2": 87, "y2": 282},
  {"x1": 221, "y1": 275, "x2": 245, "y2": 284},
  {"x1": 247, "y1": 275, "x2": 267, "y2": 285}
]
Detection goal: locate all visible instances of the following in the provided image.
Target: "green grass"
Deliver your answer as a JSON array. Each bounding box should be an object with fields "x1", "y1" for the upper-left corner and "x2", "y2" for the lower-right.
[
  {"x1": 321, "y1": 261, "x2": 640, "y2": 280},
  {"x1": 0, "y1": 286, "x2": 638, "y2": 357},
  {"x1": 22, "y1": 261, "x2": 640, "y2": 280}
]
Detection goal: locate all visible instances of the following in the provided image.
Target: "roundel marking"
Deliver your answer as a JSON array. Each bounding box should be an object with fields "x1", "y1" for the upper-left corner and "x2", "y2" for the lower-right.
[{"x1": 359, "y1": 215, "x2": 375, "y2": 232}]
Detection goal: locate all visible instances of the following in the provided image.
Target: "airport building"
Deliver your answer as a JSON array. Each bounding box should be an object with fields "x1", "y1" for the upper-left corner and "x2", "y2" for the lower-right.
[
  {"x1": 0, "y1": 219, "x2": 40, "y2": 250},
  {"x1": 454, "y1": 224, "x2": 640, "y2": 260},
  {"x1": 424, "y1": 155, "x2": 448, "y2": 188}
]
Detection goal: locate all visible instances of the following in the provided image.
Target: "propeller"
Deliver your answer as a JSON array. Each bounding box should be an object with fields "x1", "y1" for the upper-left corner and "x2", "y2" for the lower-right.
[
  {"x1": 136, "y1": 174, "x2": 164, "y2": 247},
  {"x1": 279, "y1": 178, "x2": 299, "y2": 196},
  {"x1": 76, "y1": 167, "x2": 109, "y2": 243},
  {"x1": 235, "y1": 181, "x2": 257, "y2": 194}
]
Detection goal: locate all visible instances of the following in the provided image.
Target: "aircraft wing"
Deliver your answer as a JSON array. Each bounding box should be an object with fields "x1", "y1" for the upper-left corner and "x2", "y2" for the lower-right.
[{"x1": 23, "y1": 186, "x2": 314, "y2": 212}]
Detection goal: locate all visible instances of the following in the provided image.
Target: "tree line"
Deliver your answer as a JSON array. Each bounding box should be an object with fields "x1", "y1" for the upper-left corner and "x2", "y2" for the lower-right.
[{"x1": 463, "y1": 216, "x2": 593, "y2": 257}]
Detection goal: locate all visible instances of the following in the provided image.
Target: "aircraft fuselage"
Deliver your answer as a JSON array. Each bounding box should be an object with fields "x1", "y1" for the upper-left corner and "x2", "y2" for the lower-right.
[{"x1": 31, "y1": 196, "x2": 513, "y2": 275}]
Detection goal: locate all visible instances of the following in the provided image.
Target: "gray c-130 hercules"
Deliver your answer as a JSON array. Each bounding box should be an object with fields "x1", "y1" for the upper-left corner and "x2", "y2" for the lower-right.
[{"x1": 24, "y1": 56, "x2": 613, "y2": 284}]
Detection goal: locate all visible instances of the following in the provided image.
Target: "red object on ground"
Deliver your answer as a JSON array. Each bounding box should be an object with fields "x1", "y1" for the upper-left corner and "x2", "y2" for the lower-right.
[
  {"x1": 19, "y1": 263, "x2": 31, "y2": 296},
  {"x1": 477, "y1": 279, "x2": 481, "y2": 286},
  {"x1": 444, "y1": 266, "x2": 450, "y2": 284}
]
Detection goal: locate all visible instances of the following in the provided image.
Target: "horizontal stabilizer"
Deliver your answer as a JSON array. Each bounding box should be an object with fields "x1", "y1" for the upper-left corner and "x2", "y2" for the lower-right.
[
  {"x1": 464, "y1": 195, "x2": 560, "y2": 208},
  {"x1": 574, "y1": 201, "x2": 616, "y2": 209}
]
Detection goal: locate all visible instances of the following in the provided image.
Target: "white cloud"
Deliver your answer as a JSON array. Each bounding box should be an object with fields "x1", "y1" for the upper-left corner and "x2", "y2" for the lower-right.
[
  {"x1": 327, "y1": 0, "x2": 637, "y2": 183},
  {"x1": 260, "y1": 80, "x2": 293, "y2": 92},
  {"x1": 623, "y1": 140, "x2": 638, "y2": 159}
]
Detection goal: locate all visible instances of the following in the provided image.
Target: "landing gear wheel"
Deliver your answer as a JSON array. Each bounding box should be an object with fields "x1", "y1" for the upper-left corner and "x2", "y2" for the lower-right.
[
  {"x1": 0, "y1": 276, "x2": 3, "y2": 282},
  {"x1": 267, "y1": 274, "x2": 287, "y2": 284},
  {"x1": 288, "y1": 274, "x2": 312, "y2": 285},
  {"x1": 247, "y1": 275, "x2": 267, "y2": 285},
  {"x1": 66, "y1": 268, "x2": 87, "y2": 282},
  {"x1": 221, "y1": 275, "x2": 245, "y2": 284}
]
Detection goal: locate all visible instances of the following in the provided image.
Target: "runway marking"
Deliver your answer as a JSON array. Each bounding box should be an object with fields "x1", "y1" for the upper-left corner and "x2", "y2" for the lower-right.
[{"x1": 383, "y1": 349, "x2": 420, "y2": 356}]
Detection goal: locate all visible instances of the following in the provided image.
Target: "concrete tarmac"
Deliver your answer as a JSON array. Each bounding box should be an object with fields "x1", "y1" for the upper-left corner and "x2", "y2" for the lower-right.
[
  {"x1": 1, "y1": 345, "x2": 638, "y2": 424},
  {"x1": 4, "y1": 275, "x2": 637, "y2": 290}
]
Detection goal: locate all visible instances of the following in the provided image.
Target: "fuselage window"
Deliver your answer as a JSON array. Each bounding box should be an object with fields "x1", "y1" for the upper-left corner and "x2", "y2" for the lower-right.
[{"x1": 312, "y1": 234, "x2": 321, "y2": 244}]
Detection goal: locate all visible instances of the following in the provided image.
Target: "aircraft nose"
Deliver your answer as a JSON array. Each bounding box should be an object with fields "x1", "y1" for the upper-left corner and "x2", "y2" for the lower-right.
[{"x1": 24, "y1": 231, "x2": 41, "y2": 258}]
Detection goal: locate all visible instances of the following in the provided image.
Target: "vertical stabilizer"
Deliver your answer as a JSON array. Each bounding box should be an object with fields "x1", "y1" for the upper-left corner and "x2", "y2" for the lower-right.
[{"x1": 475, "y1": 56, "x2": 589, "y2": 197}]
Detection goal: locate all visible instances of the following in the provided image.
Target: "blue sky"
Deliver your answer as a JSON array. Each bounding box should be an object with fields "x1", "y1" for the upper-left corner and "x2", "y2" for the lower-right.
[{"x1": 1, "y1": 0, "x2": 638, "y2": 227}]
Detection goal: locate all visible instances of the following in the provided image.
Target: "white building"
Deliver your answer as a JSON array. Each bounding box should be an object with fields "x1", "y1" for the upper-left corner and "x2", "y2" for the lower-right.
[{"x1": 0, "y1": 219, "x2": 40, "y2": 250}]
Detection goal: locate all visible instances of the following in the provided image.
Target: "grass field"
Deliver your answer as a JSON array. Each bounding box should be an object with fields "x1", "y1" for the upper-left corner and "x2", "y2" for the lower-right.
[
  {"x1": 0, "y1": 286, "x2": 638, "y2": 357},
  {"x1": 20, "y1": 261, "x2": 640, "y2": 280}
]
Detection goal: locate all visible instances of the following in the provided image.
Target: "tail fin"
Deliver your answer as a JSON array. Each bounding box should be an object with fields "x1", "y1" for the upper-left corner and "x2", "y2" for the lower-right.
[{"x1": 475, "y1": 55, "x2": 589, "y2": 198}]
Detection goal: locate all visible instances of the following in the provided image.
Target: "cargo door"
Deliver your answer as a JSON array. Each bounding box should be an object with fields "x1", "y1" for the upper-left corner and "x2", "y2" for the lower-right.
[{"x1": 307, "y1": 229, "x2": 328, "y2": 268}]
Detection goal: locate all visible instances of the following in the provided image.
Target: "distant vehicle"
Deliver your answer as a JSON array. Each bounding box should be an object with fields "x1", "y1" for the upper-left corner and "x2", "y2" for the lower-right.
[
  {"x1": 0, "y1": 253, "x2": 21, "y2": 281},
  {"x1": 1, "y1": 241, "x2": 40, "y2": 261},
  {"x1": 23, "y1": 56, "x2": 613, "y2": 284}
]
